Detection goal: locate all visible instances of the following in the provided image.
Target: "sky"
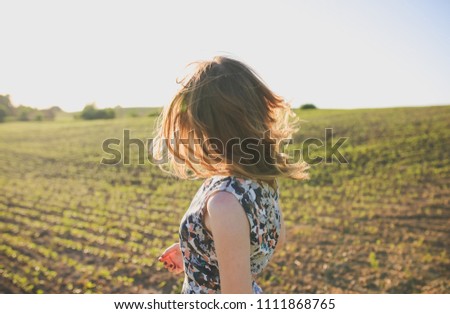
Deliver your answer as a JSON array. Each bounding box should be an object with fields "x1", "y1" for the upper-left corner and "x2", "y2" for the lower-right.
[{"x1": 0, "y1": 0, "x2": 449, "y2": 112}]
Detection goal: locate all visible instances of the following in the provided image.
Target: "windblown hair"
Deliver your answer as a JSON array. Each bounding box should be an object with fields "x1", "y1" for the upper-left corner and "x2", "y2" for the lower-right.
[{"x1": 151, "y1": 56, "x2": 309, "y2": 186}]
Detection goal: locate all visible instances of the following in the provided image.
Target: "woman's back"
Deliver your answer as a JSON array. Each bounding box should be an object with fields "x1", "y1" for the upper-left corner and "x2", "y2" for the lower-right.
[{"x1": 179, "y1": 175, "x2": 281, "y2": 294}]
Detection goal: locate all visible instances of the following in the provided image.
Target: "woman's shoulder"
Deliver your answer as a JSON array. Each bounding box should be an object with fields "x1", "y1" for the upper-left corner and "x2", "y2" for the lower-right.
[
  {"x1": 206, "y1": 190, "x2": 243, "y2": 213},
  {"x1": 204, "y1": 174, "x2": 278, "y2": 200}
]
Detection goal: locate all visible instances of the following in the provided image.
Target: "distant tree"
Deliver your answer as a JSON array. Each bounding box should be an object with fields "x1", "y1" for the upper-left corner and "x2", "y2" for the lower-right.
[
  {"x1": 41, "y1": 108, "x2": 55, "y2": 120},
  {"x1": 0, "y1": 95, "x2": 15, "y2": 118},
  {"x1": 48, "y1": 106, "x2": 62, "y2": 112},
  {"x1": 80, "y1": 104, "x2": 97, "y2": 120},
  {"x1": 18, "y1": 111, "x2": 29, "y2": 121},
  {"x1": 97, "y1": 108, "x2": 115, "y2": 119},
  {"x1": 0, "y1": 108, "x2": 5, "y2": 122},
  {"x1": 300, "y1": 103, "x2": 317, "y2": 110},
  {"x1": 46, "y1": 106, "x2": 62, "y2": 119},
  {"x1": 16, "y1": 105, "x2": 35, "y2": 121},
  {"x1": 80, "y1": 103, "x2": 115, "y2": 120}
]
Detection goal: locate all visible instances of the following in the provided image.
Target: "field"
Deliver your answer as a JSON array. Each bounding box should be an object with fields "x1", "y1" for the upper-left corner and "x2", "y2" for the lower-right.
[{"x1": 0, "y1": 106, "x2": 449, "y2": 293}]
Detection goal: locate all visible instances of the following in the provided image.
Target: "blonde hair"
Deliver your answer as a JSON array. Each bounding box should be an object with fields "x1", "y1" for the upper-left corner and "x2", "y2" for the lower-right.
[{"x1": 152, "y1": 56, "x2": 309, "y2": 185}]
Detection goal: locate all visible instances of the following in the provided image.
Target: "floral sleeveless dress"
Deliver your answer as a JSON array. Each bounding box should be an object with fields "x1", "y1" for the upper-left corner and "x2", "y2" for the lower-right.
[{"x1": 178, "y1": 175, "x2": 281, "y2": 294}]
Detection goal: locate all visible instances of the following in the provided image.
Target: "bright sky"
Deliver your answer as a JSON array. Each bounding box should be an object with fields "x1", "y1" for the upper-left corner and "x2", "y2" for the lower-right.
[{"x1": 1, "y1": 0, "x2": 449, "y2": 111}]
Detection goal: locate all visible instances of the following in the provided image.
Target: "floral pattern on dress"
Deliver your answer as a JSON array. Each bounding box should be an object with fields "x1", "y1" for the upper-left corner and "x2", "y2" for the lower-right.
[{"x1": 178, "y1": 175, "x2": 281, "y2": 294}]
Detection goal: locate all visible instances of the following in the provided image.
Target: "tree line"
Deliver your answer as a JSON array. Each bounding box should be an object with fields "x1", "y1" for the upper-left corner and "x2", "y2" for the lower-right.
[
  {"x1": 1, "y1": 93, "x2": 316, "y2": 123},
  {"x1": 0, "y1": 95, "x2": 116, "y2": 122},
  {"x1": 0, "y1": 95, "x2": 62, "y2": 122}
]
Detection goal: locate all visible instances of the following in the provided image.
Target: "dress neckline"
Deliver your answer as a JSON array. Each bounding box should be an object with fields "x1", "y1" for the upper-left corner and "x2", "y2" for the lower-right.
[{"x1": 209, "y1": 174, "x2": 278, "y2": 196}]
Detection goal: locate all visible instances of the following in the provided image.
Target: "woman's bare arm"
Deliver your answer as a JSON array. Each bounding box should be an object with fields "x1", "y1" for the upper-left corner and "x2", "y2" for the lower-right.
[{"x1": 206, "y1": 191, "x2": 253, "y2": 294}]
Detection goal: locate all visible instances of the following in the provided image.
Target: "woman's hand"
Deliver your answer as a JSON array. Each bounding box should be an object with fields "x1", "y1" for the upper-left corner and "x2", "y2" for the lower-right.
[{"x1": 158, "y1": 242, "x2": 184, "y2": 274}]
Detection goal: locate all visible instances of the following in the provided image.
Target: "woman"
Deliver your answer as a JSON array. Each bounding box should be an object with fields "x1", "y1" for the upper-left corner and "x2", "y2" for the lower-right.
[{"x1": 154, "y1": 56, "x2": 308, "y2": 293}]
